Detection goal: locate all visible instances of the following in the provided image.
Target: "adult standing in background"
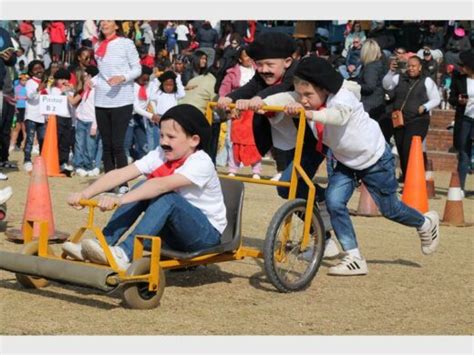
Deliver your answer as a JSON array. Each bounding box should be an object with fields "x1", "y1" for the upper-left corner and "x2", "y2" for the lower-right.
[
  {"x1": 48, "y1": 21, "x2": 67, "y2": 62},
  {"x1": 357, "y1": 39, "x2": 388, "y2": 140},
  {"x1": 94, "y1": 20, "x2": 141, "y2": 194},
  {"x1": 196, "y1": 21, "x2": 218, "y2": 68},
  {"x1": 449, "y1": 49, "x2": 474, "y2": 195},
  {"x1": 18, "y1": 21, "x2": 35, "y2": 60},
  {"x1": 81, "y1": 20, "x2": 98, "y2": 48},
  {"x1": 383, "y1": 56, "x2": 441, "y2": 183}
]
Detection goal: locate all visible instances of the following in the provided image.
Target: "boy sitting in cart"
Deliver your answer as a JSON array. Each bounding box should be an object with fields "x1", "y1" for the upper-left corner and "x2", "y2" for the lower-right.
[
  {"x1": 63, "y1": 104, "x2": 227, "y2": 270},
  {"x1": 263, "y1": 56, "x2": 440, "y2": 276}
]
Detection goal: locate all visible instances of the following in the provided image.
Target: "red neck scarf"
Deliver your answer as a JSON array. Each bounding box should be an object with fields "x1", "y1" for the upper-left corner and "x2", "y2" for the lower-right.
[
  {"x1": 314, "y1": 104, "x2": 326, "y2": 153},
  {"x1": 147, "y1": 156, "x2": 188, "y2": 179},
  {"x1": 138, "y1": 84, "x2": 147, "y2": 101},
  {"x1": 31, "y1": 77, "x2": 48, "y2": 94},
  {"x1": 95, "y1": 34, "x2": 118, "y2": 59}
]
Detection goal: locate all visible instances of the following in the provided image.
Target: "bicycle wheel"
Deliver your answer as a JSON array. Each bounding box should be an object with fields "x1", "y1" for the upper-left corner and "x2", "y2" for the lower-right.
[{"x1": 264, "y1": 198, "x2": 325, "y2": 292}]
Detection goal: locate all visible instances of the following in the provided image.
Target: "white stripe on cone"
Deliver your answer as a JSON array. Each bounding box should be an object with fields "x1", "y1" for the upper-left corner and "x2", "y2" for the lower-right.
[{"x1": 447, "y1": 187, "x2": 463, "y2": 201}]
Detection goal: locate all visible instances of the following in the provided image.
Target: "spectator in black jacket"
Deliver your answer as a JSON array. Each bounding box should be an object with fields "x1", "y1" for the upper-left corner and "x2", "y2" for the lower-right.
[
  {"x1": 421, "y1": 49, "x2": 439, "y2": 83},
  {"x1": 422, "y1": 23, "x2": 444, "y2": 51},
  {"x1": 448, "y1": 49, "x2": 474, "y2": 193}
]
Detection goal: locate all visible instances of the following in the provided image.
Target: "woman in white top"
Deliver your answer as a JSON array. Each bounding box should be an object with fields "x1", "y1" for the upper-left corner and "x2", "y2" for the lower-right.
[{"x1": 94, "y1": 20, "x2": 141, "y2": 193}]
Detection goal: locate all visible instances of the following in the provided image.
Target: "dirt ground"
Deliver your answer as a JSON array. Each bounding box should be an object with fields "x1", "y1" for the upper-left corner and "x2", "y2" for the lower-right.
[{"x1": 0, "y1": 150, "x2": 473, "y2": 335}]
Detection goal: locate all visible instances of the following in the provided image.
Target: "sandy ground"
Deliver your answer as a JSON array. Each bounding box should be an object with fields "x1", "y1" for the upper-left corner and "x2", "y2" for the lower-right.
[{"x1": 0, "y1": 150, "x2": 473, "y2": 335}]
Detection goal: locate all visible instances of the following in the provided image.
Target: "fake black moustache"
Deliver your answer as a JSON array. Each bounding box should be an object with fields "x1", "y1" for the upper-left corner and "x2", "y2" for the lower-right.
[{"x1": 161, "y1": 144, "x2": 172, "y2": 151}]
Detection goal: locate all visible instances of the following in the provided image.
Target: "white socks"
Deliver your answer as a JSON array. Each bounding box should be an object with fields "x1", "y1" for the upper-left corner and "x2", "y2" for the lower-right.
[{"x1": 346, "y1": 248, "x2": 362, "y2": 259}]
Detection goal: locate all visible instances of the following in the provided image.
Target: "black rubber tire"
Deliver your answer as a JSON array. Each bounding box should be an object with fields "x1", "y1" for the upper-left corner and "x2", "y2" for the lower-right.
[
  {"x1": 16, "y1": 241, "x2": 55, "y2": 289},
  {"x1": 121, "y1": 257, "x2": 165, "y2": 310},
  {"x1": 264, "y1": 198, "x2": 325, "y2": 292}
]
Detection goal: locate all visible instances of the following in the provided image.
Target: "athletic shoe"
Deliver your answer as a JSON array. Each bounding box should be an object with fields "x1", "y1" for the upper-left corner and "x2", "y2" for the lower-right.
[
  {"x1": 327, "y1": 254, "x2": 368, "y2": 276},
  {"x1": 270, "y1": 172, "x2": 282, "y2": 181},
  {"x1": 87, "y1": 168, "x2": 100, "y2": 177},
  {"x1": 0, "y1": 186, "x2": 13, "y2": 204},
  {"x1": 23, "y1": 162, "x2": 33, "y2": 173},
  {"x1": 75, "y1": 168, "x2": 88, "y2": 177},
  {"x1": 252, "y1": 174, "x2": 261, "y2": 179},
  {"x1": 0, "y1": 172, "x2": 7, "y2": 181},
  {"x1": 32, "y1": 145, "x2": 40, "y2": 155},
  {"x1": 417, "y1": 211, "x2": 440, "y2": 255},
  {"x1": 323, "y1": 237, "x2": 340, "y2": 258},
  {"x1": 228, "y1": 172, "x2": 236, "y2": 177},
  {"x1": 117, "y1": 185, "x2": 129, "y2": 195},
  {"x1": 82, "y1": 239, "x2": 130, "y2": 270},
  {"x1": 62, "y1": 241, "x2": 85, "y2": 261},
  {"x1": 61, "y1": 163, "x2": 74, "y2": 172}
]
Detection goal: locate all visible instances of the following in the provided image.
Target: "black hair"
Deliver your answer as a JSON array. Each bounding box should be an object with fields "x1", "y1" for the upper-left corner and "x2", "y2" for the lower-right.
[
  {"x1": 159, "y1": 71, "x2": 177, "y2": 93},
  {"x1": 27, "y1": 60, "x2": 45, "y2": 77},
  {"x1": 98, "y1": 20, "x2": 124, "y2": 41},
  {"x1": 140, "y1": 65, "x2": 153, "y2": 76}
]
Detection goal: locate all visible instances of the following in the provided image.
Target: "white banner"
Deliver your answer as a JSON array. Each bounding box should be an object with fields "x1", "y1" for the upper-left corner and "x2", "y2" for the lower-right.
[{"x1": 39, "y1": 95, "x2": 69, "y2": 117}]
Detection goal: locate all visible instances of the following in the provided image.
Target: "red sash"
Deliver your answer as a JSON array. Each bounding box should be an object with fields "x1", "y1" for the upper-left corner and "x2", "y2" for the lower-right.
[
  {"x1": 95, "y1": 34, "x2": 118, "y2": 59},
  {"x1": 314, "y1": 105, "x2": 325, "y2": 153},
  {"x1": 138, "y1": 84, "x2": 147, "y2": 101},
  {"x1": 31, "y1": 77, "x2": 48, "y2": 94},
  {"x1": 147, "y1": 156, "x2": 187, "y2": 179}
]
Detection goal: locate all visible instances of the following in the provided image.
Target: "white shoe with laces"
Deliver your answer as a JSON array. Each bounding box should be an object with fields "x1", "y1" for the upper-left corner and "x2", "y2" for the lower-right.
[
  {"x1": 0, "y1": 186, "x2": 13, "y2": 204},
  {"x1": 62, "y1": 241, "x2": 85, "y2": 261},
  {"x1": 87, "y1": 168, "x2": 100, "y2": 177},
  {"x1": 328, "y1": 254, "x2": 368, "y2": 276},
  {"x1": 23, "y1": 162, "x2": 33, "y2": 173},
  {"x1": 252, "y1": 174, "x2": 261, "y2": 179},
  {"x1": 75, "y1": 168, "x2": 88, "y2": 177},
  {"x1": 270, "y1": 172, "x2": 282, "y2": 181},
  {"x1": 82, "y1": 238, "x2": 130, "y2": 270},
  {"x1": 417, "y1": 211, "x2": 440, "y2": 255},
  {"x1": 228, "y1": 172, "x2": 236, "y2": 177}
]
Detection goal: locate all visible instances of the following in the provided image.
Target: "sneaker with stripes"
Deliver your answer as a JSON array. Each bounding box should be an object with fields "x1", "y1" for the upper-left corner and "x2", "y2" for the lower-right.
[
  {"x1": 328, "y1": 254, "x2": 368, "y2": 276},
  {"x1": 417, "y1": 211, "x2": 440, "y2": 255}
]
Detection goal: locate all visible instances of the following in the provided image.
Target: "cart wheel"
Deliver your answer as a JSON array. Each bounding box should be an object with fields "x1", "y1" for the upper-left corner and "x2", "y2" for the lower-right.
[
  {"x1": 16, "y1": 241, "x2": 55, "y2": 289},
  {"x1": 122, "y1": 257, "x2": 166, "y2": 309},
  {"x1": 264, "y1": 198, "x2": 325, "y2": 292}
]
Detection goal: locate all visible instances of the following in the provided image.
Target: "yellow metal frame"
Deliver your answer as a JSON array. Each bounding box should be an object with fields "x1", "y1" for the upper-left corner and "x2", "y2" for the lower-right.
[{"x1": 22, "y1": 103, "x2": 316, "y2": 293}]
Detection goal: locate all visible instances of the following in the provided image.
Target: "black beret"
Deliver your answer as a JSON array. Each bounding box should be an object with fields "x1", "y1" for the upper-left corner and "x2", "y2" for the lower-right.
[
  {"x1": 459, "y1": 49, "x2": 474, "y2": 70},
  {"x1": 141, "y1": 65, "x2": 153, "y2": 76},
  {"x1": 159, "y1": 70, "x2": 177, "y2": 82},
  {"x1": 247, "y1": 32, "x2": 296, "y2": 61},
  {"x1": 160, "y1": 104, "x2": 211, "y2": 154},
  {"x1": 53, "y1": 68, "x2": 71, "y2": 81},
  {"x1": 295, "y1": 56, "x2": 343, "y2": 94}
]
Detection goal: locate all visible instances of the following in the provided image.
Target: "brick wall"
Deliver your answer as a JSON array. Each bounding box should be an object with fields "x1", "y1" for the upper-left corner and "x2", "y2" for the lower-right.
[{"x1": 426, "y1": 109, "x2": 457, "y2": 171}]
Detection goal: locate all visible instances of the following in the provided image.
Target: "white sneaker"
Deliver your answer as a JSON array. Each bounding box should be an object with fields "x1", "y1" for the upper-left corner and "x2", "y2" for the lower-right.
[
  {"x1": 82, "y1": 239, "x2": 130, "y2": 270},
  {"x1": 323, "y1": 237, "x2": 340, "y2": 258},
  {"x1": 61, "y1": 163, "x2": 73, "y2": 172},
  {"x1": 228, "y1": 172, "x2": 236, "y2": 177},
  {"x1": 270, "y1": 172, "x2": 282, "y2": 181},
  {"x1": 328, "y1": 254, "x2": 368, "y2": 276},
  {"x1": 117, "y1": 185, "x2": 129, "y2": 195},
  {"x1": 0, "y1": 172, "x2": 7, "y2": 181},
  {"x1": 32, "y1": 145, "x2": 40, "y2": 155},
  {"x1": 23, "y1": 162, "x2": 33, "y2": 172},
  {"x1": 87, "y1": 168, "x2": 100, "y2": 177},
  {"x1": 75, "y1": 168, "x2": 88, "y2": 177},
  {"x1": 62, "y1": 241, "x2": 85, "y2": 261},
  {"x1": 252, "y1": 174, "x2": 261, "y2": 179},
  {"x1": 417, "y1": 211, "x2": 440, "y2": 255},
  {"x1": 0, "y1": 186, "x2": 13, "y2": 204}
]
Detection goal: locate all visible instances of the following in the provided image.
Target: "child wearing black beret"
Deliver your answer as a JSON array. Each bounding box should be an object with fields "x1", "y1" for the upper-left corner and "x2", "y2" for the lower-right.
[
  {"x1": 265, "y1": 56, "x2": 440, "y2": 276},
  {"x1": 63, "y1": 104, "x2": 227, "y2": 270}
]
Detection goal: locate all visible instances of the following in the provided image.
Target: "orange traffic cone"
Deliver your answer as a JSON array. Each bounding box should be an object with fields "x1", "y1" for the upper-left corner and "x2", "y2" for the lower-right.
[
  {"x1": 441, "y1": 172, "x2": 472, "y2": 227},
  {"x1": 351, "y1": 183, "x2": 381, "y2": 217},
  {"x1": 5, "y1": 156, "x2": 68, "y2": 243},
  {"x1": 41, "y1": 115, "x2": 65, "y2": 177},
  {"x1": 402, "y1": 136, "x2": 429, "y2": 213},
  {"x1": 425, "y1": 159, "x2": 438, "y2": 199}
]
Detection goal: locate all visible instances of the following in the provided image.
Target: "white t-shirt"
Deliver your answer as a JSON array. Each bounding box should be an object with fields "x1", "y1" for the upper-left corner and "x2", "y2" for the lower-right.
[
  {"x1": 25, "y1": 79, "x2": 46, "y2": 124},
  {"x1": 318, "y1": 88, "x2": 386, "y2": 170},
  {"x1": 76, "y1": 87, "x2": 96, "y2": 124},
  {"x1": 465, "y1": 78, "x2": 474, "y2": 119},
  {"x1": 175, "y1": 24, "x2": 189, "y2": 41},
  {"x1": 134, "y1": 149, "x2": 227, "y2": 234}
]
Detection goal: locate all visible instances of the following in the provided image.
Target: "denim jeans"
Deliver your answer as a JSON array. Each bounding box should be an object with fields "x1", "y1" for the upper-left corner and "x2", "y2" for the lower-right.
[
  {"x1": 277, "y1": 147, "x2": 327, "y2": 202},
  {"x1": 326, "y1": 144, "x2": 425, "y2": 251},
  {"x1": 74, "y1": 120, "x2": 97, "y2": 170},
  {"x1": 102, "y1": 181, "x2": 221, "y2": 260},
  {"x1": 24, "y1": 120, "x2": 46, "y2": 163},
  {"x1": 457, "y1": 116, "x2": 473, "y2": 190},
  {"x1": 94, "y1": 134, "x2": 103, "y2": 170},
  {"x1": 124, "y1": 114, "x2": 149, "y2": 161},
  {"x1": 147, "y1": 122, "x2": 160, "y2": 151}
]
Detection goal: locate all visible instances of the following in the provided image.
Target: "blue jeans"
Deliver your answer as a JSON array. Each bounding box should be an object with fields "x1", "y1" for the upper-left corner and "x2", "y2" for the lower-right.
[
  {"x1": 147, "y1": 122, "x2": 160, "y2": 151},
  {"x1": 277, "y1": 147, "x2": 327, "y2": 202},
  {"x1": 124, "y1": 114, "x2": 149, "y2": 161},
  {"x1": 102, "y1": 181, "x2": 221, "y2": 260},
  {"x1": 457, "y1": 116, "x2": 473, "y2": 190},
  {"x1": 74, "y1": 120, "x2": 97, "y2": 170},
  {"x1": 24, "y1": 120, "x2": 46, "y2": 163},
  {"x1": 326, "y1": 144, "x2": 425, "y2": 251}
]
